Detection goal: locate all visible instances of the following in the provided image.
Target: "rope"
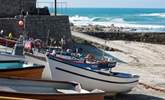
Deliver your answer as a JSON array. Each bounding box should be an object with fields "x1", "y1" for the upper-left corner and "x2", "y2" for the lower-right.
[{"x1": 139, "y1": 82, "x2": 165, "y2": 93}]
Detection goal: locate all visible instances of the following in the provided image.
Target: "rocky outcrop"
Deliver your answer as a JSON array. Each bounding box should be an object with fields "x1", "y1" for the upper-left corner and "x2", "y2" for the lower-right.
[{"x1": 84, "y1": 32, "x2": 165, "y2": 44}]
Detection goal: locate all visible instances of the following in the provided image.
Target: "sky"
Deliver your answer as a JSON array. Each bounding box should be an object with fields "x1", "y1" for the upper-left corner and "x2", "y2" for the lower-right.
[{"x1": 37, "y1": 0, "x2": 165, "y2": 8}]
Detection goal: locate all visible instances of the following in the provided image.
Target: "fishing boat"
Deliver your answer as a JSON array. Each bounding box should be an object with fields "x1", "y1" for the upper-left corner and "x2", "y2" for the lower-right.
[
  {"x1": 0, "y1": 42, "x2": 25, "y2": 61},
  {"x1": 24, "y1": 52, "x2": 52, "y2": 80},
  {"x1": 46, "y1": 49, "x2": 139, "y2": 93},
  {"x1": 0, "y1": 96, "x2": 33, "y2": 100},
  {"x1": 0, "y1": 37, "x2": 16, "y2": 47},
  {"x1": 0, "y1": 52, "x2": 24, "y2": 61},
  {"x1": 0, "y1": 60, "x2": 44, "y2": 79},
  {"x1": 0, "y1": 77, "x2": 105, "y2": 100}
]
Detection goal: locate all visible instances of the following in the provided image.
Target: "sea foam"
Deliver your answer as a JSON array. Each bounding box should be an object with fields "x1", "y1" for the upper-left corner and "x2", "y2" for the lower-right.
[
  {"x1": 69, "y1": 15, "x2": 165, "y2": 30},
  {"x1": 139, "y1": 13, "x2": 165, "y2": 18}
]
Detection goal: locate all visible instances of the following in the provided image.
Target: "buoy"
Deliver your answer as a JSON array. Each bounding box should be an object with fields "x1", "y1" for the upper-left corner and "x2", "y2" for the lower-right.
[{"x1": 18, "y1": 20, "x2": 24, "y2": 27}]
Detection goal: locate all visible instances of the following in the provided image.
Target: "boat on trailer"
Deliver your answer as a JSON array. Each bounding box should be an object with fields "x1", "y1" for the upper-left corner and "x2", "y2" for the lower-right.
[
  {"x1": 47, "y1": 50, "x2": 139, "y2": 93},
  {"x1": 0, "y1": 77, "x2": 105, "y2": 100}
]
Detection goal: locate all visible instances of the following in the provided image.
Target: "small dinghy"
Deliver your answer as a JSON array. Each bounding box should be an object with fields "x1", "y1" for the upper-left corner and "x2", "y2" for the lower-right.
[
  {"x1": 47, "y1": 49, "x2": 139, "y2": 93},
  {"x1": 0, "y1": 60, "x2": 44, "y2": 79},
  {"x1": 0, "y1": 77, "x2": 105, "y2": 100}
]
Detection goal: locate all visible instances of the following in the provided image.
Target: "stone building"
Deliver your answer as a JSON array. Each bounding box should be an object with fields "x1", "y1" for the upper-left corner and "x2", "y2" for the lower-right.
[
  {"x1": 0, "y1": 0, "x2": 36, "y2": 17},
  {"x1": 0, "y1": 0, "x2": 72, "y2": 46}
]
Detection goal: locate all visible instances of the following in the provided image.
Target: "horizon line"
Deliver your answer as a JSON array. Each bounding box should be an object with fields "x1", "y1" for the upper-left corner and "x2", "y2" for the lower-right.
[
  {"x1": 49, "y1": 7, "x2": 165, "y2": 9},
  {"x1": 65, "y1": 7, "x2": 165, "y2": 9}
]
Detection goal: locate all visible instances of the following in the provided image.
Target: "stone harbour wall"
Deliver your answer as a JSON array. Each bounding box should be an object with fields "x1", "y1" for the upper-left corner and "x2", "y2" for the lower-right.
[
  {"x1": 85, "y1": 32, "x2": 165, "y2": 44},
  {"x1": 25, "y1": 15, "x2": 72, "y2": 45},
  {"x1": 0, "y1": 0, "x2": 73, "y2": 47},
  {"x1": 0, "y1": 18, "x2": 20, "y2": 37},
  {"x1": 0, "y1": 0, "x2": 36, "y2": 17}
]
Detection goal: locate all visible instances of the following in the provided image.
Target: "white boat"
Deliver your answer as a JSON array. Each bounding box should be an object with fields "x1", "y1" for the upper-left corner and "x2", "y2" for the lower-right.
[
  {"x1": 0, "y1": 77, "x2": 105, "y2": 100},
  {"x1": 0, "y1": 52, "x2": 24, "y2": 61},
  {"x1": 0, "y1": 41, "x2": 25, "y2": 61},
  {"x1": 47, "y1": 54, "x2": 139, "y2": 93},
  {"x1": 24, "y1": 52, "x2": 52, "y2": 80},
  {"x1": 1, "y1": 40, "x2": 139, "y2": 93}
]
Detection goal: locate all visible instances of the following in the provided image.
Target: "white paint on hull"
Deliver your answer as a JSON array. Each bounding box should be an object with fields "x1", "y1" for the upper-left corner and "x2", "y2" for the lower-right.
[
  {"x1": 25, "y1": 54, "x2": 52, "y2": 80},
  {"x1": 0, "y1": 54, "x2": 24, "y2": 61},
  {"x1": 48, "y1": 58, "x2": 139, "y2": 93}
]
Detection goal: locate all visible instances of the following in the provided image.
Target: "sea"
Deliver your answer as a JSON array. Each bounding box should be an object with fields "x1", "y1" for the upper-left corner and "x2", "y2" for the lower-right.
[{"x1": 52, "y1": 8, "x2": 165, "y2": 32}]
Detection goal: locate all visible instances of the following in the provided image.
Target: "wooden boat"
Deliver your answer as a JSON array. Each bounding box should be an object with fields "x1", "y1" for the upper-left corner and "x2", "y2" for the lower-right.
[
  {"x1": 47, "y1": 52, "x2": 139, "y2": 93},
  {"x1": 0, "y1": 36, "x2": 25, "y2": 61},
  {"x1": 0, "y1": 77, "x2": 105, "y2": 100},
  {"x1": 0, "y1": 60, "x2": 44, "y2": 79},
  {"x1": 24, "y1": 52, "x2": 52, "y2": 80},
  {"x1": 0, "y1": 53, "x2": 25, "y2": 61},
  {"x1": 25, "y1": 50, "x2": 139, "y2": 93},
  {"x1": 0, "y1": 96, "x2": 33, "y2": 100},
  {"x1": 0, "y1": 37, "x2": 16, "y2": 47}
]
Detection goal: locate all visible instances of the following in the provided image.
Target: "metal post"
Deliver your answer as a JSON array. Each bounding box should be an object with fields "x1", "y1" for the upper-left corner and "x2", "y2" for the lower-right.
[
  {"x1": 46, "y1": 29, "x2": 50, "y2": 46},
  {"x1": 54, "y1": 0, "x2": 57, "y2": 16}
]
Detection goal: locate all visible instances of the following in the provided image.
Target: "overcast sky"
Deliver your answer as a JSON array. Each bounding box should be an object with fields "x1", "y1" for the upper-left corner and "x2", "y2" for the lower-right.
[{"x1": 37, "y1": 0, "x2": 165, "y2": 8}]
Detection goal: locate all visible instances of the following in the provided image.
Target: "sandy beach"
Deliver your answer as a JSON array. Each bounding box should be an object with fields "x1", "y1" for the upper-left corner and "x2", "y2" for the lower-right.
[
  {"x1": 72, "y1": 31, "x2": 165, "y2": 99},
  {"x1": 105, "y1": 41, "x2": 165, "y2": 99},
  {"x1": 107, "y1": 41, "x2": 165, "y2": 85}
]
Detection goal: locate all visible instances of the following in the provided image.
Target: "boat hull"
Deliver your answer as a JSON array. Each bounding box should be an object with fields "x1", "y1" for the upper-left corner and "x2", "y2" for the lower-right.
[
  {"x1": 24, "y1": 53, "x2": 52, "y2": 80},
  {"x1": 48, "y1": 58, "x2": 139, "y2": 93},
  {"x1": 0, "y1": 92, "x2": 104, "y2": 100},
  {"x1": 0, "y1": 66, "x2": 44, "y2": 79},
  {"x1": 0, "y1": 77, "x2": 104, "y2": 100},
  {"x1": 0, "y1": 53, "x2": 24, "y2": 61}
]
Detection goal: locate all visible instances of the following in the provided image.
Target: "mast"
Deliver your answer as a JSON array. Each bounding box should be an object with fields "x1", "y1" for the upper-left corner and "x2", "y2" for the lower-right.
[
  {"x1": 54, "y1": 0, "x2": 57, "y2": 16},
  {"x1": 102, "y1": 40, "x2": 107, "y2": 60},
  {"x1": 46, "y1": 29, "x2": 50, "y2": 47}
]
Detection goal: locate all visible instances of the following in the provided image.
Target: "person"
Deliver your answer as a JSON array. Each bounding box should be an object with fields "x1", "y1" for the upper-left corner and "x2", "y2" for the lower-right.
[
  {"x1": 8, "y1": 32, "x2": 13, "y2": 40},
  {"x1": 51, "y1": 50, "x2": 56, "y2": 56},
  {"x1": 74, "y1": 48, "x2": 82, "y2": 58},
  {"x1": 84, "y1": 54, "x2": 96, "y2": 64},
  {"x1": 0, "y1": 29, "x2": 4, "y2": 37},
  {"x1": 60, "y1": 37, "x2": 66, "y2": 49},
  {"x1": 66, "y1": 49, "x2": 72, "y2": 56}
]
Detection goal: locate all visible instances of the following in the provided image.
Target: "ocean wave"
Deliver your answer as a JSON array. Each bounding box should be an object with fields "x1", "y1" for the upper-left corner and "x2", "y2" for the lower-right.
[
  {"x1": 69, "y1": 15, "x2": 92, "y2": 22},
  {"x1": 110, "y1": 18, "x2": 126, "y2": 23},
  {"x1": 139, "y1": 13, "x2": 165, "y2": 18},
  {"x1": 69, "y1": 15, "x2": 165, "y2": 30},
  {"x1": 69, "y1": 15, "x2": 126, "y2": 23}
]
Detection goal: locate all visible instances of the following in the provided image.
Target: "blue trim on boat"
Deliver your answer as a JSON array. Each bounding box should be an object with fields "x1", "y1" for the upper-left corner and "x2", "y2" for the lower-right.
[
  {"x1": 0, "y1": 66, "x2": 45, "y2": 72},
  {"x1": 49, "y1": 56, "x2": 137, "y2": 78},
  {"x1": 56, "y1": 67, "x2": 138, "y2": 84},
  {"x1": 0, "y1": 60, "x2": 24, "y2": 63}
]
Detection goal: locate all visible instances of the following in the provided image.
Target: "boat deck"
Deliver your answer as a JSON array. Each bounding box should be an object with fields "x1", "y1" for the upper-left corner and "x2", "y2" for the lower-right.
[{"x1": 0, "y1": 78, "x2": 77, "y2": 94}]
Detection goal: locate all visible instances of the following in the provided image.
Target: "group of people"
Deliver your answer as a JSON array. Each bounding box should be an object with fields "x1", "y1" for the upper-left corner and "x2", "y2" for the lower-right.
[
  {"x1": 47, "y1": 47, "x2": 99, "y2": 64},
  {"x1": 48, "y1": 48, "x2": 83, "y2": 58},
  {"x1": 0, "y1": 29, "x2": 13, "y2": 39},
  {"x1": 24, "y1": 38, "x2": 43, "y2": 54}
]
